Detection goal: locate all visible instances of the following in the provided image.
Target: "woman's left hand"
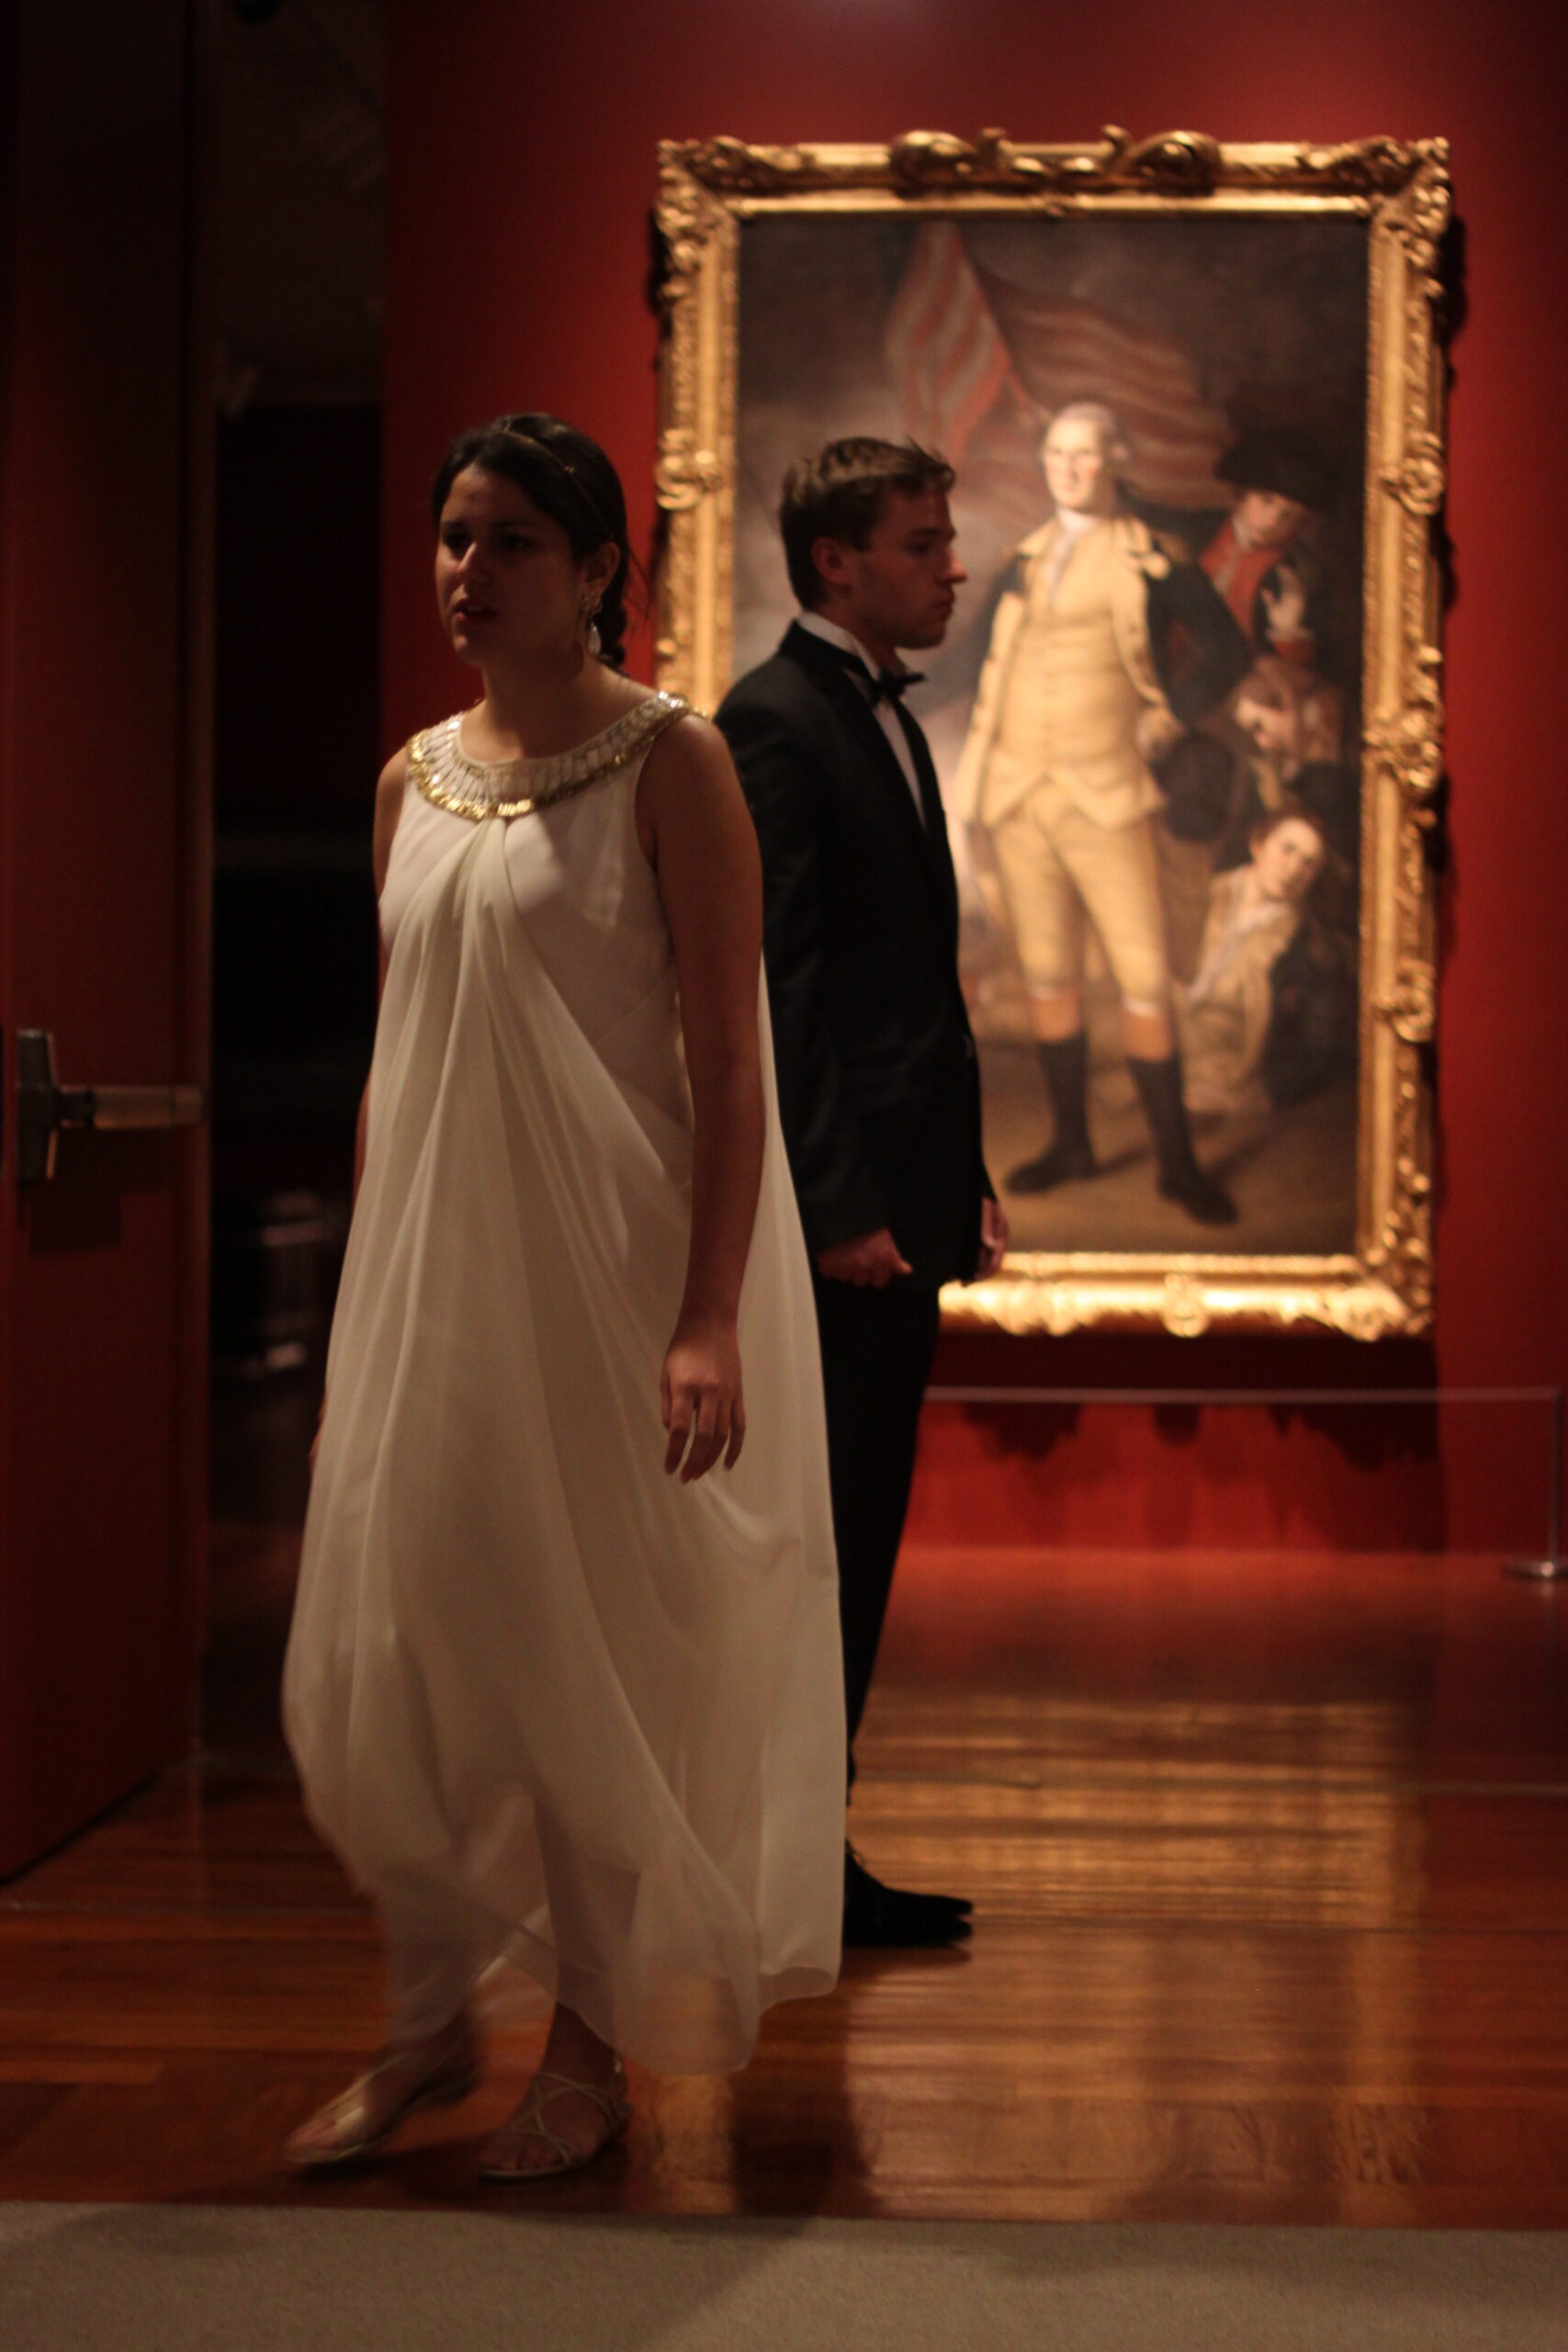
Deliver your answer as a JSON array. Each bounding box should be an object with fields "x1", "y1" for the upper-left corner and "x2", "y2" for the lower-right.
[{"x1": 661, "y1": 1314, "x2": 747, "y2": 1481}]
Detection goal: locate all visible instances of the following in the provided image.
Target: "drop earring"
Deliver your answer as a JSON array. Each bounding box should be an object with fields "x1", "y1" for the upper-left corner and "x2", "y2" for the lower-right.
[{"x1": 584, "y1": 598, "x2": 603, "y2": 660}]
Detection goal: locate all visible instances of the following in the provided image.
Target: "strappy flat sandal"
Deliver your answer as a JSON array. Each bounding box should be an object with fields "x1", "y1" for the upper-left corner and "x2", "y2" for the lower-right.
[
  {"x1": 477, "y1": 2062, "x2": 630, "y2": 2182},
  {"x1": 286, "y1": 2035, "x2": 479, "y2": 2173}
]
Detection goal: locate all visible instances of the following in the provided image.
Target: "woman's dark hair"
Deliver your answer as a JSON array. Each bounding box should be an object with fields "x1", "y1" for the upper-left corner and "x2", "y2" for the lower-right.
[{"x1": 429, "y1": 413, "x2": 634, "y2": 667}]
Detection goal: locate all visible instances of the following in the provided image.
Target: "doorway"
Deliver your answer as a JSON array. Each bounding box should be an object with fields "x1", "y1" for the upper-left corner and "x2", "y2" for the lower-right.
[{"x1": 204, "y1": 0, "x2": 384, "y2": 1765}]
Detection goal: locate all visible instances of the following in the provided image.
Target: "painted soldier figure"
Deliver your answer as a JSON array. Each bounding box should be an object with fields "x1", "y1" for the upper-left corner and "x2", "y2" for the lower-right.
[
  {"x1": 953, "y1": 401, "x2": 1250, "y2": 1222},
  {"x1": 1130, "y1": 424, "x2": 1337, "y2": 673}
]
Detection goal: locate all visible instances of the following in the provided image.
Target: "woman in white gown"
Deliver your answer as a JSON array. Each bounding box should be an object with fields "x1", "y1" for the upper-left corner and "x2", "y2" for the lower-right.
[{"x1": 282, "y1": 413, "x2": 844, "y2": 2179}]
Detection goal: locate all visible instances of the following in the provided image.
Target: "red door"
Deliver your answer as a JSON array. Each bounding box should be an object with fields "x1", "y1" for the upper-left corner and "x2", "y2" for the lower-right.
[{"x1": 0, "y1": 1, "x2": 210, "y2": 1875}]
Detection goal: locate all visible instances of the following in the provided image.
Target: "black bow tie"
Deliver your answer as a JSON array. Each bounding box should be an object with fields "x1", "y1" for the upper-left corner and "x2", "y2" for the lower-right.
[
  {"x1": 870, "y1": 665, "x2": 924, "y2": 707},
  {"x1": 811, "y1": 635, "x2": 925, "y2": 707}
]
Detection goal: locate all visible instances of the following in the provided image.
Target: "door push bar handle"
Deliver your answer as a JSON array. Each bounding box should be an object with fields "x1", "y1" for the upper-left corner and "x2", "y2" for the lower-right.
[{"x1": 15, "y1": 1028, "x2": 206, "y2": 1184}]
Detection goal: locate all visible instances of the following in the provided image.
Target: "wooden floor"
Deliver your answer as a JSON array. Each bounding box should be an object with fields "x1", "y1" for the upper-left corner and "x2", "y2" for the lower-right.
[{"x1": 3, "y1": 1526, "x2": 1566, "y2": 2224}]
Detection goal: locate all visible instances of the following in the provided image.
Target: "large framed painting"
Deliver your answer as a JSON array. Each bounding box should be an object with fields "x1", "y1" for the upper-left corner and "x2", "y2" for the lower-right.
[{"x1": 654, "y1": 129, "x2": 1450, "y2": 1338}]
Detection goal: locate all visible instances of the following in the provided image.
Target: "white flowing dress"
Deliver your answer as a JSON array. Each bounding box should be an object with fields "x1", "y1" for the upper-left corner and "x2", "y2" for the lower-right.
[{"x1": 283, "y1": 695, "x2": 845, "y2": 2075}]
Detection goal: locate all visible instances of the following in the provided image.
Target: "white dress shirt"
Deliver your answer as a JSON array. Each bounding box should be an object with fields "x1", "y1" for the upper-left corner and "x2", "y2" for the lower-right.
[
  {"x1": 1039, "y1": 503, "x2": 1100, "y2": 604},
  {"x1": 795, "y1": 610, "x2": 925, "y2": 823}
]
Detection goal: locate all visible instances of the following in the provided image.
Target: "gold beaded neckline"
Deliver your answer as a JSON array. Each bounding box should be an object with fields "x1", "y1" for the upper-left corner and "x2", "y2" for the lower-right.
[{"x1": 410, "y1": 691, "x2": 689, "y2": 821}]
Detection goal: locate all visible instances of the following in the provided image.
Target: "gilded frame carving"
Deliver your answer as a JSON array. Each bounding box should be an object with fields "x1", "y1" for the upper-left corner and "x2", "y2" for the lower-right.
[{"x1": 654, "y1": 129, "x2": 1450, "y2": 1339}]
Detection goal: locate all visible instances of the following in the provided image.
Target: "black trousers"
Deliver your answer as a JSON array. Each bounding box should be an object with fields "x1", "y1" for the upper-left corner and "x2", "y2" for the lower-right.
[{"x1": 812, "y1": 1274, "x2": 942, "y2": 1783}]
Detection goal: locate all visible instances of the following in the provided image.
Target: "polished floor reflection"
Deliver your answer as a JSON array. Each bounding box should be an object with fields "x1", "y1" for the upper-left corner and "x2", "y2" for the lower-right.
[{"x1": 2, "y1": 1532, "x2": 1565, "y2": 2222}]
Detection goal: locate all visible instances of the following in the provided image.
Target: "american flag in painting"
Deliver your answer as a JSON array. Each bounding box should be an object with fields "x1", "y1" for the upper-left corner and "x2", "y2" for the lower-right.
[
  {"x1": 884, "y1": 222, "x2": 1024, "y2": 464},
  {"x1": 886, "y1": 222, "x2": 1228, "y2": 507}
]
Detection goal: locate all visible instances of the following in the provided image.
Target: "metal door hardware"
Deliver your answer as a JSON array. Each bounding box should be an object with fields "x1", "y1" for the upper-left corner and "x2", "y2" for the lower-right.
[{"x1": 16, "y1": 1029, "x2": 205, "y2": 1184}]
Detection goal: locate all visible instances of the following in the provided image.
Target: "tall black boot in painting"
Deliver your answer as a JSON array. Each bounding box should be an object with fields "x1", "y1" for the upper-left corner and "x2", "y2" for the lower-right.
[
  {"x1": 1128, "y1": 1052, "x2": 1238, "y2": 1227},
  {"x1": 1007, "y1": 1031, "x2": 1098, "y2": 1194}
]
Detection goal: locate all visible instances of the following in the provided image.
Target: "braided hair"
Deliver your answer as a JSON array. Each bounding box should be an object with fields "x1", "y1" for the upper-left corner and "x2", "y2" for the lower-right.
[{"x1": 429, "y1": 413, "x2": 633, "y2": 666}]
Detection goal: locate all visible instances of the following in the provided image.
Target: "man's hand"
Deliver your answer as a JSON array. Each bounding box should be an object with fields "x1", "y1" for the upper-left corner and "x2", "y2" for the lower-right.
[
  {"x1": 1135, "y1": 704, "x2": 1184, "y2": 764},
  {"x1": 976, "y1": 1197, "x2": 1009, "y2": 1278},
  {"x1": 815, "y1": 1227, "x2": 912, "y2": 1288},
  {"x1": 1261, "y1": 564, "x2": 1309, "y2": 645}
]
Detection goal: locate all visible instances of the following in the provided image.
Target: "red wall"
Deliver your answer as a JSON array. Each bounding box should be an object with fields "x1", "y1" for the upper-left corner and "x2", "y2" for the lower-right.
[{"x1": 383, "y1": 0, "x2": 1568, "y2": 1551}]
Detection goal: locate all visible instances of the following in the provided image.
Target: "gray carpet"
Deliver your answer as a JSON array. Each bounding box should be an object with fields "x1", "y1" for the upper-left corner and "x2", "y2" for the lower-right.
[{"x1": 2, "y1": 2206, "x2": 1565, "y2": 2350}]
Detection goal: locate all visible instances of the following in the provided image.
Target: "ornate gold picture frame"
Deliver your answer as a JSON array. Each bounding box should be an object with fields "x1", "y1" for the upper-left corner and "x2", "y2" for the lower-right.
[{"x1": 655, "y1": 130, "x2": 1450, "y2": 1339}]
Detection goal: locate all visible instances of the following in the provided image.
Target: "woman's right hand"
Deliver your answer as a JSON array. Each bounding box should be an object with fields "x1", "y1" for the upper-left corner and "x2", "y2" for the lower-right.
[{"x1": 660, "y1": 1312, "x2": 746, "y2": 1482}]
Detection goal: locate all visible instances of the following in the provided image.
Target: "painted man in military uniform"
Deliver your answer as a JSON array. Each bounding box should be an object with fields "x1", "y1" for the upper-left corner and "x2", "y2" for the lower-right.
[
  {"x1": 953, "y1": 401, "x2": 1250, "y2": 1223},
  {"x1": 1131, "y1": 424, "x2": 1337, "y2": 673}
]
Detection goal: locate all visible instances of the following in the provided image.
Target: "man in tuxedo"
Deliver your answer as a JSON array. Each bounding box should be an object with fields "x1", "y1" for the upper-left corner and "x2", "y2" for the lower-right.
[{"x1": 716, "y1": 437, "x2": 1006, "y2": 1948}]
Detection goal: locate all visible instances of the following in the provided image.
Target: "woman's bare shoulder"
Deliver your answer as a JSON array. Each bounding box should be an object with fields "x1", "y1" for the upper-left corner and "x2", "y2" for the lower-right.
[
  {"x1": 636, "y1": 708, "x2": 752, "y2": 865},
  {"x1": 373, "y1": 741, "x2": 414, "y2": 888},
  {"x1": 639, "y1": 708, "x2": 736, "y2": 795},
  {"x1": 377, "y1": 740, "x2": 412, "y2": 800}
]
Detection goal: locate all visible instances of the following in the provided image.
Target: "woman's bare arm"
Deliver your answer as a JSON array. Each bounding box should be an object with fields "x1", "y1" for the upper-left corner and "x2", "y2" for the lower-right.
[
  {"x1": 317, "y1": 747, "x2": 407, "y2": 1469},
  {"x1": 637, "y1": 715, "x2": 767, "y2": 1483},
  {"x1": 352, "y1": 745, "x2": 408, "y2": 1203}
]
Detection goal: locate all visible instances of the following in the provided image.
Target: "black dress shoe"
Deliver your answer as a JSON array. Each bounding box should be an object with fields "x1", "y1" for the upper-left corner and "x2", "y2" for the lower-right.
[
  {"x1": 843, "y1": 1846, "x2": 972, "y2": 1948},
  {"x1": 1005, "y1": 1140, "x2": 1098, "y2": 1195},
  {"x1": 1157, "y1": 1167, "x2": 1238, "y2": 1226},
  {"x1": 847, "y1": 1844, "x2": 970, "y2": 1916}
]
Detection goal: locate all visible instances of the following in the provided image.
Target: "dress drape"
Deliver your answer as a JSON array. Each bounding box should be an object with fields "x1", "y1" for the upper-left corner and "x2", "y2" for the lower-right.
[{"x1": 283, "y1": 718, "x2": 844, "y2": 2074}]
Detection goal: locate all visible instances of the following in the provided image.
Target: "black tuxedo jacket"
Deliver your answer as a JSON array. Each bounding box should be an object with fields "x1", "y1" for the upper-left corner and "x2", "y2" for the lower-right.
[{"x1": 717, "y1": 622, "x2": 993, "y2": 1287}]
